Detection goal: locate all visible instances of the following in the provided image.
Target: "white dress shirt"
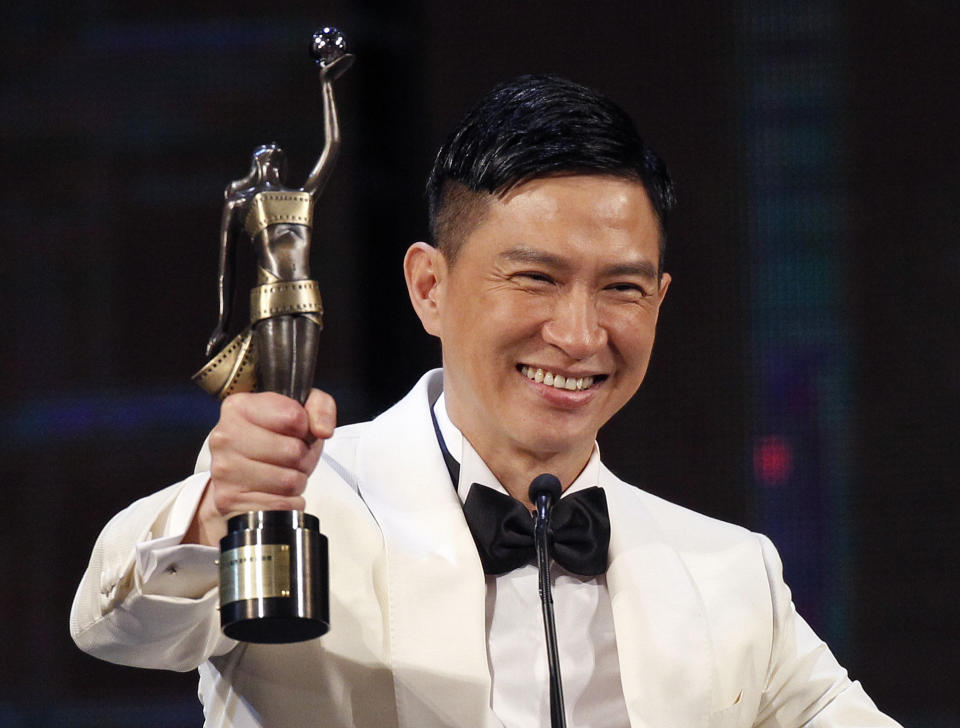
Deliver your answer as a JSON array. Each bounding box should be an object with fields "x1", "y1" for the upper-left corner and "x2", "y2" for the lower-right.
[{"x1": 434, "y1": 394, "x2": 631, "y2": 727}]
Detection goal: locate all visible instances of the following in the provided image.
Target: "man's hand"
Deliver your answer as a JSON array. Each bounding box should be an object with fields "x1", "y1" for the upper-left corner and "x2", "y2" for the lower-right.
[{"x1": 183, "y1": 389, "x2": 336, "y2": 547}]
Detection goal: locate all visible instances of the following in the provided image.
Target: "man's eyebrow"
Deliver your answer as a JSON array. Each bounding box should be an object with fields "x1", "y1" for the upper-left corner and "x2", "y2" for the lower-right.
[
  {"x1": 600, "y1": 260, "x2": 659, "y2": 280},
  {"x1": 498, "y1": 245, "x2": 570, "y2": 270}
]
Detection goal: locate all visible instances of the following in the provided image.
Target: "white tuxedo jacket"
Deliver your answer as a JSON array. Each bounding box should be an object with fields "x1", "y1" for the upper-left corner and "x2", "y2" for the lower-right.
[{"x1": 71, "y1": 370, "x2": 899, "y2": 727}]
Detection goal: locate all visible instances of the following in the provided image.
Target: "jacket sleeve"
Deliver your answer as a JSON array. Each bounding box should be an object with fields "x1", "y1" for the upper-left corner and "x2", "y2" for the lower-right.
[
  {"x1": 69, "y1": 471, "x2": 236, "y2": 672},
  {"x1": 755, "y1": 533, "x2": 903, "y2": 727}
]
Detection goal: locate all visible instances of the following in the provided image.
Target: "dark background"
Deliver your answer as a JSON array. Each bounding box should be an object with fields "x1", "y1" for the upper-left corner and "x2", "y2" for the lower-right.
[{"x1": 2, "y1": 1, "x2": 957, "y2": 725}]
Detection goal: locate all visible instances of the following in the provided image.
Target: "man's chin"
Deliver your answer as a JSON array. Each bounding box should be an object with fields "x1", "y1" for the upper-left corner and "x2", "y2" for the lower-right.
[{"x1": 512, "y1": 425, "x2": 597, "y2": 461}]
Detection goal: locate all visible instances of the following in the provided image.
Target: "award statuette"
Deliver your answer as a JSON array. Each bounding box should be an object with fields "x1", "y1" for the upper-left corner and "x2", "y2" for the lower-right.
[{"x1": 192, "y1": 27, "x2": 354, "y2": 644}]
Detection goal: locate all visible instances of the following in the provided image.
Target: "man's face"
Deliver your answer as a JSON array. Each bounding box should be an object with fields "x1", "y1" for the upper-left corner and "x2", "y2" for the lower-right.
[{"x1": 424, "y1": 174, "x2": 670, "y2": 465}]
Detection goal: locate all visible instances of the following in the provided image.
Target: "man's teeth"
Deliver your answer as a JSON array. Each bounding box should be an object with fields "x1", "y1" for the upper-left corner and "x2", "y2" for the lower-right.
[{"x1": 520, "y1": 366, "x2": 595, "y2": 391}]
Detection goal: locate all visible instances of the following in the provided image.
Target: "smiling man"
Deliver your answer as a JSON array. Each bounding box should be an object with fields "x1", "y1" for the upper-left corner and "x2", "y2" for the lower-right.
[
  {"x1": 405, "y1": 173, "x2": 669, "y2": 509},
  {"x1": 71, "y1": 75, "x2": 900, "y2": 727}
]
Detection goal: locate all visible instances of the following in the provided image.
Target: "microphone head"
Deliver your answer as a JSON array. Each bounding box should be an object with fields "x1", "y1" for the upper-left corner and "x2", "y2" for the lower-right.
[{"x1": 528, "y1": 473, "x2": 562, "y2": 505}]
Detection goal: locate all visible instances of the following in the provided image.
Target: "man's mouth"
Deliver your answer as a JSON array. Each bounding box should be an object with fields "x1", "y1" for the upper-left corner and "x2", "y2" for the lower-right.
[{"x1": 519, "y1": 365, "x2": 603, "y2": 391}]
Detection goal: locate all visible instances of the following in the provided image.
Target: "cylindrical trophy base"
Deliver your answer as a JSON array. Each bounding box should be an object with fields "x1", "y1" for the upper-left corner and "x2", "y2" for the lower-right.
[{"x1": 219, "y1": 510, "x2": 329, "y2": 644}]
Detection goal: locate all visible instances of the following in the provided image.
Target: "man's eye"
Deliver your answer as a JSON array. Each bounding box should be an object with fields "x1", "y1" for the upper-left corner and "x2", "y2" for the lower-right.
[
  {"x1": 517, "y1": 272, "x2": 554, "y2": 284},
  {"x1": 608, "y1": 283, "x2": 648, "y2": 296}
]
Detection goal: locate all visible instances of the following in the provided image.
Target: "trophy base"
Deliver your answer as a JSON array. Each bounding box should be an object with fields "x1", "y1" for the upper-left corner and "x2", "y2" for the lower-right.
[
  {"x1": 219, "y1": 510, "x2": 329, "y2": 644},
  {"x1": 221, "y1": 601, "x2": 329, "y2": 643}
]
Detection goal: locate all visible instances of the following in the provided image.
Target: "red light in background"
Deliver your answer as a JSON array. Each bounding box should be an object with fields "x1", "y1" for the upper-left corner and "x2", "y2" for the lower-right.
[{"x1": 754, "y1": 435, "x2": 794, "y2": 486}]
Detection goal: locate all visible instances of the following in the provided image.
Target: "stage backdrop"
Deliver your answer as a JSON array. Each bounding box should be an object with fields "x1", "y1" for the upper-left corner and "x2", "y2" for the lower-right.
[{"x1": 1, "y1": 2, "x2": 956, "y2": 725}]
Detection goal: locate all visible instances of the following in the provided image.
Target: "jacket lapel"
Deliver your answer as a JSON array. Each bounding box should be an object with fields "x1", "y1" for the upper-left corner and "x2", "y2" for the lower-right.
[
  {"x1": 602, "y1": 468, "x2": 712, "y2": 728},
  {"x1": 356, "y1": 371, "x2": 497, "y2": 728}
]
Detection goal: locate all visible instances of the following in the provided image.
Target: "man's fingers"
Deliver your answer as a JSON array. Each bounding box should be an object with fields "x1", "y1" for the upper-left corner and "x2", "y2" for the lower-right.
[
  {"x1": 209, "y1": 424, "x2": 313, "y2": 472},
  {"x1": 304, "y1": 388, "x2": 337, "y2": 441},
  {"x1": 222, "y1": 391, "x2": 312, "y2": 439},
  {"x1": 204, "y1": 388, "x2": 337, "y2": 525}
]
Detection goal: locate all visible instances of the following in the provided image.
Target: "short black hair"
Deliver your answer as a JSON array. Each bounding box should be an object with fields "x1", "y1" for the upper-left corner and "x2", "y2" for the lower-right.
[{"x1": 426, "y1": 74, "x2": 676, "y2": 269}]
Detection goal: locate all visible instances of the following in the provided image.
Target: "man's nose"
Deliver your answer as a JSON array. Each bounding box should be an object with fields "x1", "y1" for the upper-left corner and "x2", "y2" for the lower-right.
[{"x1": 541, "y1": 289, "x2": 607, "y2": 358}]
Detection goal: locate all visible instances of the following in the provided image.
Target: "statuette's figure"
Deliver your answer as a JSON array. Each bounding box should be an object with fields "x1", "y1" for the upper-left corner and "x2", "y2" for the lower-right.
[{"x1": 194, "y1": 28, "x2": 354, "y2": 403}]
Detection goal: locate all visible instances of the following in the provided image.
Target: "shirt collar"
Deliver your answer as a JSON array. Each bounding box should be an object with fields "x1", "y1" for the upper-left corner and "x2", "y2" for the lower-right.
[{"x1": 432, "y1": 392, "x2": 602, "y2": 506}]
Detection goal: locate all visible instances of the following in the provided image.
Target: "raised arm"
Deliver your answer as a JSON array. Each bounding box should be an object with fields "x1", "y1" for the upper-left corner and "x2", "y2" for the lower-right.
[{"x1": 302, "y1": 29, "x2": 354, "y2": 195}]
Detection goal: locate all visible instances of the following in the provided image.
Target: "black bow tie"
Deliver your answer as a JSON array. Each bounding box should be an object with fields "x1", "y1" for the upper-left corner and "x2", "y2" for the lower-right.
[{"x1": 462, "y1": 483, "x2": 610, "y2": 576}]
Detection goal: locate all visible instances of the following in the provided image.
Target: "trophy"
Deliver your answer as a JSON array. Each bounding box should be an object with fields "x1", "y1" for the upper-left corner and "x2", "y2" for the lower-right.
[{"x1": 192, "y1": 27, "x2": 354, "y2": 643}]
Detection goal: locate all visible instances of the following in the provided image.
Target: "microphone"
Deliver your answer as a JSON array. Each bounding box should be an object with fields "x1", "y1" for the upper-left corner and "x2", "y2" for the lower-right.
[
  {"x1": 529, "y1": 473, "x2": 562, "y2": 515},
  {"x1": 528, "y1": 474, "x2": 567, "y2": 728}
]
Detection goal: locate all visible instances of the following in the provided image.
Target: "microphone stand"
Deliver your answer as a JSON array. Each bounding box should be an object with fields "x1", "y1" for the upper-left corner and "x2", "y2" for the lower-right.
[{"x1": 530, "y1": 474, "x2": 567, "y2": 728}]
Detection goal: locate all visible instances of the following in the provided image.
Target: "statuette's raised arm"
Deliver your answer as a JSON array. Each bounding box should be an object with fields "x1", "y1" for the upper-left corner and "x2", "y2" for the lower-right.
[{"x1": 303, "y1": 27, "x2": 354, "y2": 195}]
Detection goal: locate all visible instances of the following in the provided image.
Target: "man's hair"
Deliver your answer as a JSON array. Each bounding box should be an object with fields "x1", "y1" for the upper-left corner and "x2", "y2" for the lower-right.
[{"x1": 426, "y1": 74, "x2": 676, "y2": 271}]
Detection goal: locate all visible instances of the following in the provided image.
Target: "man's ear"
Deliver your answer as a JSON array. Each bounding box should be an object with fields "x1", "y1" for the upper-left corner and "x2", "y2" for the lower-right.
[
  {"x1": 403, "y1": 242, "x2": 446, "y2": 337},
  {"x1": 657, "y1": 272, "x2": 671, "y2": 305},
  {"x1": 651, "y1": 272, "x2": 671, "y2": 324}
]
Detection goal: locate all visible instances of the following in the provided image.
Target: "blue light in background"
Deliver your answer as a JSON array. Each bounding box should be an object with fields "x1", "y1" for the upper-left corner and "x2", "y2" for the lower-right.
[{"x1": 3, "y1": 388, "x2": 219, "y2": 449}]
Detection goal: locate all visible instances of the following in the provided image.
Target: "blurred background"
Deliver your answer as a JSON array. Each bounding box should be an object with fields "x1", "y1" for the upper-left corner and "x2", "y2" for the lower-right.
[{"x1": 2, "y1": 1, "x2": 957, "y2": 725}]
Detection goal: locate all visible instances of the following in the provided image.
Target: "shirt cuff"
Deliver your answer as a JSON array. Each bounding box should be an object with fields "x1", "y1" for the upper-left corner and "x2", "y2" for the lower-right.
[{"x1": 135, "y1": 474, "x2": 219, "y2": 599}]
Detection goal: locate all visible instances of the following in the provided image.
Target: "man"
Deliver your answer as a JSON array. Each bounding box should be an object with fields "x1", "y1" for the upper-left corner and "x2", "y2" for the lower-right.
[{"x1": 71, "y1": 75, "x2": 901, "y2": 727}]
